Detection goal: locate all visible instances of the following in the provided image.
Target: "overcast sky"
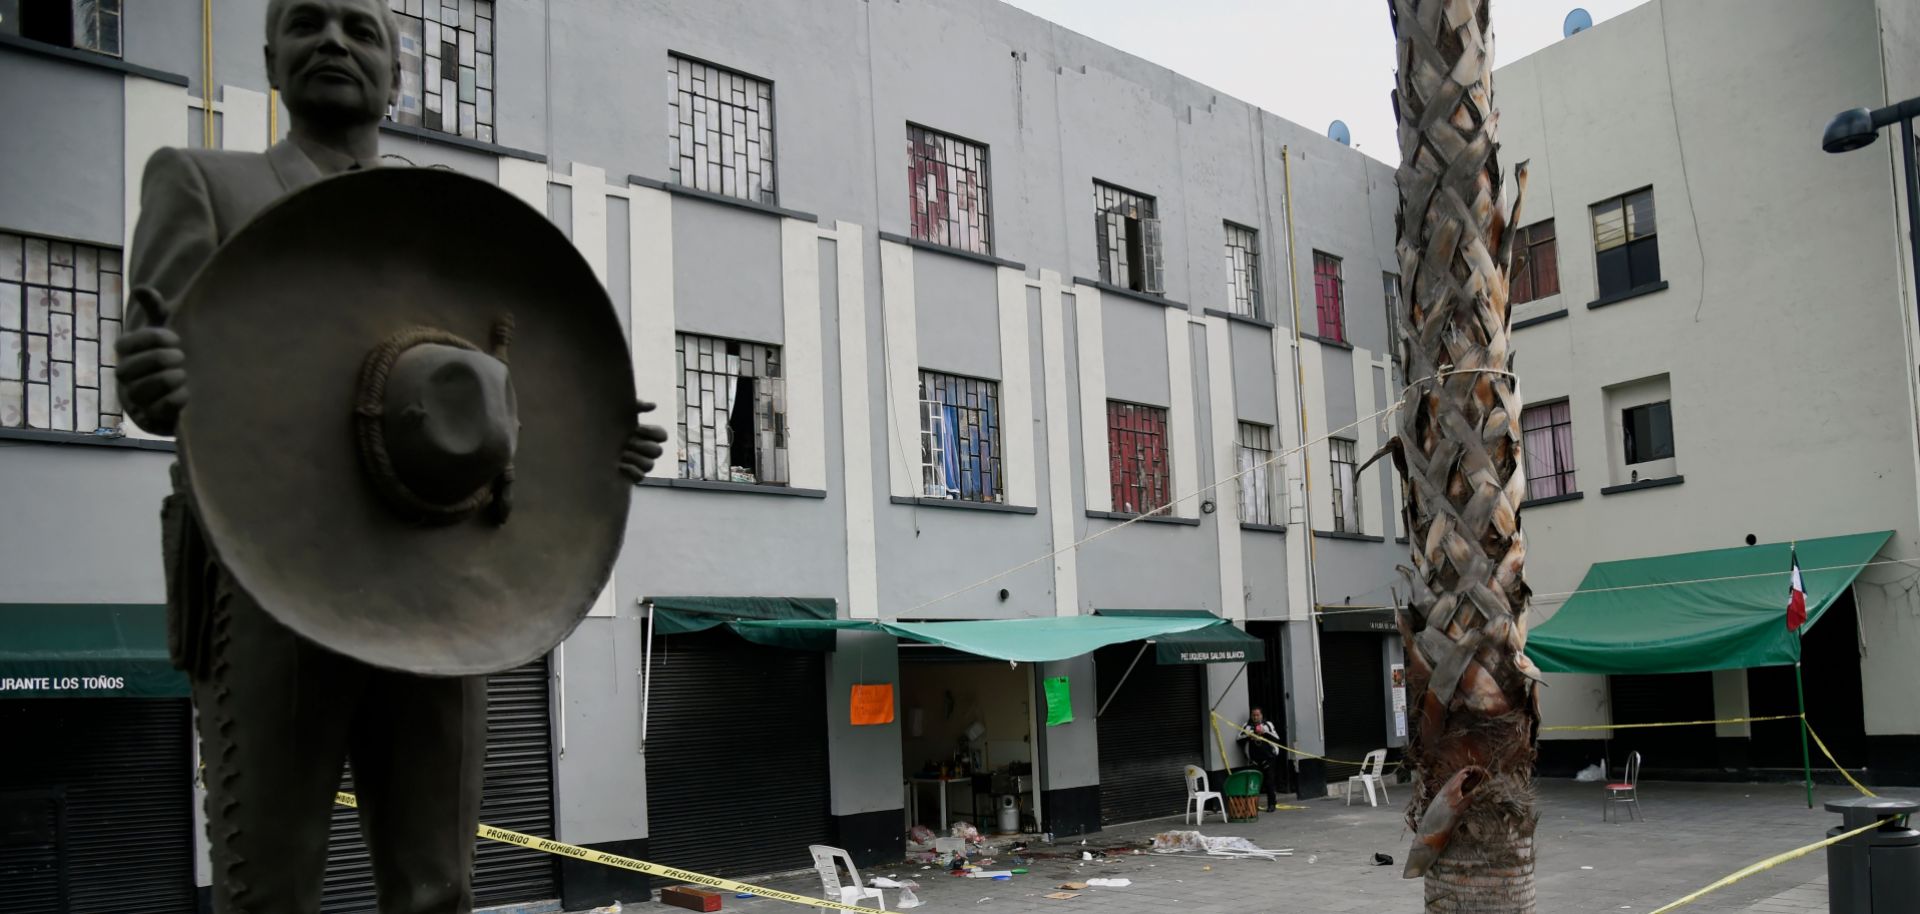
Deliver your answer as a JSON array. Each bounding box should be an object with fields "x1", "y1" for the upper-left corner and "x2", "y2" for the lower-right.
[{"x1": 997, "y1": 0, "x2": 1652, "y2": 164}]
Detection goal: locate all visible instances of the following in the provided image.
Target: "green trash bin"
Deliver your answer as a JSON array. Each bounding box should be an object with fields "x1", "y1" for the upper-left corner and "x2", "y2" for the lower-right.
[{"x1": 1224, "y1": 770, "x2": 1264, "y2": 822}]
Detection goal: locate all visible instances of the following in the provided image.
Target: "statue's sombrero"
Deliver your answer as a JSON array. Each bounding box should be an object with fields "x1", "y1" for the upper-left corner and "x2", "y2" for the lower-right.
[{"x1": 172, "y1": 168, "x2": 633, "y2": 676}]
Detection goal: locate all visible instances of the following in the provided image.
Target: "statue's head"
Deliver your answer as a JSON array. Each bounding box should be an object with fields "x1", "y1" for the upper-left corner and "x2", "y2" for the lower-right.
[{"x1": 264, "y1": 0, "x2": 401, "y2": 130}]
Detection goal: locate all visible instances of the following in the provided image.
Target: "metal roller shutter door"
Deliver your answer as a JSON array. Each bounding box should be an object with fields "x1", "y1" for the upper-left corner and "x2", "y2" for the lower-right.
[
  {"x1": 0, "y1": 698, "x2": 195, "y2": 913},
  {"x1": 322, "y1": 658, "x2": 558, "y2": 911},
  {"x1": 1094, "y1": 644, "x2": 1204, "y2": 827},
  {"x1": 646, "y1": 630, "x2": 832, "y2": 878},
  {"x1": 1320, "y1": 633, "x2": 1387, "y2": 782}
]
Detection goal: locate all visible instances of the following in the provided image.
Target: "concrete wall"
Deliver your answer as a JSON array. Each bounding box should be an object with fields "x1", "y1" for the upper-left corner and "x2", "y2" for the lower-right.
[{"x1": 1495, "y1": 0, "x2": 1920, "y2": 742}]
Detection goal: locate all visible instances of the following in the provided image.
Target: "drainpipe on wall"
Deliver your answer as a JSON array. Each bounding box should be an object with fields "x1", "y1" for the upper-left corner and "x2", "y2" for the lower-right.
[{"x1": 1280, "y1": 146, "x2": 1328, "y2": 754}]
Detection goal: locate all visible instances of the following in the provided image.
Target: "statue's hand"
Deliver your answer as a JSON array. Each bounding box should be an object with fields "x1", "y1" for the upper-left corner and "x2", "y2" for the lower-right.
[
  {"x1": 114, "y1": 289, "x2": 188, "y2": 436},
  {"x1": 620, "y1": 399, "x2": 669, "y2": 484}
]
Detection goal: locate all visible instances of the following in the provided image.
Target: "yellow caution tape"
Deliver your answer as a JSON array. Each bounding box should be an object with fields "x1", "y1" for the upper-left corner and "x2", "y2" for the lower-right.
[
  {"x1": 1540, "y1": 713, "x2": 1803, "y2": 732},
  {"x1": 1209, "y1": 711, "x2": 1402, "y2": 770},
  {"x1": 1804, "y1": 720, "x2": 1877, "y2": 798},
  {"x1": 1210, "y1": 714, "x2": 1236, "y2": 774},
  {"x1": 1648, "y1": 818, "x2": 1885, "y2": 914},
  {"x1": 335, "y1": 792, "x2": 886, "y2": 914}
]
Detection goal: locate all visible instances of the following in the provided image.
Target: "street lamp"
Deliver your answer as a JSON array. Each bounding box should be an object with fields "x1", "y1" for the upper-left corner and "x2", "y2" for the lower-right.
[{"x1": 1823, "y1": 97, "x2": 1920, "y2": 328}]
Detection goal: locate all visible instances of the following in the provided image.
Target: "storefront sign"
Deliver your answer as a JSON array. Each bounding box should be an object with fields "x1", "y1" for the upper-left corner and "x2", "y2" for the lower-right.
[
  {"x1": 2, "y1": 675, "x2": 132, "y2": 695},
  {"x1": 1317, "y1": 608, "x2": 1398, "y2": 633},
  {"x1": 1175, "y1": 649, "x2": 1248, "y2": 663}
]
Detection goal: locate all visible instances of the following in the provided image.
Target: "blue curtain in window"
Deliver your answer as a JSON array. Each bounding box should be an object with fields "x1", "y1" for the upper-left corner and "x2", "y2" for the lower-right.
[{"x1": 941, "y1": 403, "x2": 962, "y2": 498}]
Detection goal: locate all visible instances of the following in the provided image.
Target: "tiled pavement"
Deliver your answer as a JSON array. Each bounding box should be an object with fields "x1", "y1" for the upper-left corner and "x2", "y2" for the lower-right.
[{"x1": 660, "y1": 779, "x2": 1885, "y2": 913}]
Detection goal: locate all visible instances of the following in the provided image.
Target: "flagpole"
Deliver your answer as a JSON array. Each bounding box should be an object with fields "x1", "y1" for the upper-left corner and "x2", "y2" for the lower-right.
[
  {"x1": 1795, "y1": 660, "x2": 1813, "y2": 809},
  {"x1": 1788, "y1": 542, "x2": 1812, "y2": 809}
]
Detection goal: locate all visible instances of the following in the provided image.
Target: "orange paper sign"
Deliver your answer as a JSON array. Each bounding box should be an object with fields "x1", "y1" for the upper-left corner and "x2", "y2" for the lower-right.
[{"x1": 850, "y1": 683, "x2": 895, "y2": 726}]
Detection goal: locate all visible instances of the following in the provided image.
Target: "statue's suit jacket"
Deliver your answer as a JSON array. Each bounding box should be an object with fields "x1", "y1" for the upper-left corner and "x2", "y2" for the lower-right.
[{"x1": 126, "y1": 141, "x2": 330, "y2": 675}]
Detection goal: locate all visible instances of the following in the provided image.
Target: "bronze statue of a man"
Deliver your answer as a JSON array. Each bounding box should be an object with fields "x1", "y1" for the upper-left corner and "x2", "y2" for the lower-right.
[{"x1": 112, "y1": 2, "x2": 666, "y2": 910}]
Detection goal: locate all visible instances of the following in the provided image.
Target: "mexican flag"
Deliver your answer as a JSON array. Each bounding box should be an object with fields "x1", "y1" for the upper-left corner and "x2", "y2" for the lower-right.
[{"x1": 1786, "y1": 548, "x2": 1807, "y2": 632}]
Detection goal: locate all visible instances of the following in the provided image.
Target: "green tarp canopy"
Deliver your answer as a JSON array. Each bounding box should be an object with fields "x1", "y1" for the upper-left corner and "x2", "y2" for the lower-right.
[
  {"x1": 646, "y1": 596, "x2": 840, "y2": 650},
  {"x1": 648, "y1": 605, "x2": 1254, "y2": 663},
  {"x1": 1525, "y1": 531, "x2": 1893, "y2": 675},
  {"x1": 1096, "y1": 610, "x2": 1266, "y2": 663},
  {"x1": 0, "y1": 604, "x2": 189, "y2": 698}
]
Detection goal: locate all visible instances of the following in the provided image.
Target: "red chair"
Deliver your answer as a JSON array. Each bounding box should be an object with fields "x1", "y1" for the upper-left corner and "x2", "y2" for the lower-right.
[{"x1": 1603, "y1": 751, "x2": 1642, "y2": 823}]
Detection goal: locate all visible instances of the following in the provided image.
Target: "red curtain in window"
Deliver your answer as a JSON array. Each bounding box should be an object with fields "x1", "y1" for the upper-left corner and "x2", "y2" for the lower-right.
[
  {"x1": 1108, "y1": 402, "x2": 1169, "y2": 514},
  {"x1": 1312, "y1": 253, "x2": 1344, "y2": 342}
]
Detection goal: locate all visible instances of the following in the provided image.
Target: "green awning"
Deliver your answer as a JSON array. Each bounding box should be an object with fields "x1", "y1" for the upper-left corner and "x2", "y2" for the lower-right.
[
  {"x1": 1525, "y1": 531, "x2": 1893, "y2": 675},
  {"x1": 705, "y1": 614, "x2": 1234, "y2": 663},
  {"x1": 0, "y1": 604, "x2": 189, "y2": 698},
  {"x1": 645, "y1": 596, "x2": 840, "y2": 650},
  {"x1": 1096, "y1": 610, "x2": 1266, "y2": 663}
]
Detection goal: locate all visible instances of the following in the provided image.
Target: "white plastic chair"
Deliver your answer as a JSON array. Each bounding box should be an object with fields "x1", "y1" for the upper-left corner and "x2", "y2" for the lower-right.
[
  {"x1": 809, "y1": 845, "x2": 886, "y2": 910},
  {"x1": 1345, "y1": 749, "x2": 1390, "y2": 807},
  {"x1": 1184, "y1": 765, "x2": 1227, "y2": 825}
]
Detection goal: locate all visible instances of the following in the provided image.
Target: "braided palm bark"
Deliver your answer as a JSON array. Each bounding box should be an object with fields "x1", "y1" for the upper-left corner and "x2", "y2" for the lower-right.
[{"x1": 1384, "y1": 1, "x2": 1541, "y2": 910}]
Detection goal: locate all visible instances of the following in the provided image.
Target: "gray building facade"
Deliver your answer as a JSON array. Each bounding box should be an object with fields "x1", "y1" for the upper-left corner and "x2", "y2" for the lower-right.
[{"x1": 0, "y1": 0, "x2": 1408, "y2": 909}]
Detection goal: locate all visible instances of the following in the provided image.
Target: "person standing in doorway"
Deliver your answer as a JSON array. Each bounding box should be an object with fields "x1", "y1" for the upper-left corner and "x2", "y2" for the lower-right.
[{"x1": 1240, "y1": 706, "x2": 1284, "y2": 812}]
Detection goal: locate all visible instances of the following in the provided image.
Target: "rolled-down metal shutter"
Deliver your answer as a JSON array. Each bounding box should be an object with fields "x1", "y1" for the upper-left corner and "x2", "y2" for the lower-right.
[
  {"x1": 322, "y1": 658, "x2": 557, "y2": 911},
  {"x1": 0, "y1": 698, "x2": 195, "y2": 913},
  {"x1": 647, "y1": 629, "x2": 832, "y2": 877},
  {"x1": 1094, "y1": 644, "x2": 1204, "y2": 827},
  {"x1": 1320, "y1": 633, "x2": 1387, "y2": 782}
]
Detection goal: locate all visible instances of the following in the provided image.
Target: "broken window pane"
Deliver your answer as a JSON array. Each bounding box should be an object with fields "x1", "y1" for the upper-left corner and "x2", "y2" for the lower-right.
[
  {"x1": 917, "y1": 370, "x2": 1003, "y2": 503},
  {"x1": 1094, "y1": 182, "x2": 1160, "y2": 293},
  {"x1": 907, "y1": 125, "x2": 994, "y2": 255},
  {"x1": 675, "y1": 332, "x2": 787, "y2": 484},
  {"x1": 388, "y1": 4, "x2": 492, "y2": 138}
]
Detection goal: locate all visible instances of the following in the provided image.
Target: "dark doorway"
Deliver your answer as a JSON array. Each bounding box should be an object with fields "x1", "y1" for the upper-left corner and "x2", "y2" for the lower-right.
[{"x1": 1749, "y1": 589, "x2": 1867, "y2": 771}]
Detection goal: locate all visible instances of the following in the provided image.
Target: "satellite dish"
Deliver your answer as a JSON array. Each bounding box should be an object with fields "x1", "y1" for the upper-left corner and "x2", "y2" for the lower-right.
[
  {"x1": 1564, "y1": 8, "x2": 1593, "y2": 37},
  {"x1": 1328, "y1": 119, "x2": 1351, "y2": 146}
]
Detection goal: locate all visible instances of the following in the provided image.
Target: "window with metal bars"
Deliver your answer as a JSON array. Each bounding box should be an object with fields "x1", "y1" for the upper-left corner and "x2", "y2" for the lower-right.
[
  {"x1": 17, "y1": 0, "x2": 120, "y2": 56},
  {"x1": 1329, "y1": 437, "x2": 1360, "y2": 533},
  {"x1": 388, "y1": 0, "x2": 496, "y2": 142},
  {"x1": 1521, "y1": 400, "x2": 1576, "y2": 498},
  {"x1": 1094, "y1": 182, "x2": 1163, "y2": 294},
  {"x1": 1107, "y1": 401, "x2": 1170, "y2": 515},
  {"x1": 917, "y1": 370, "x2": 1002, "y2": 503},
  {"x1": 0, "y1": 232, "x2": 124, "y2": 433},
  {"x1": 668, "y1": 55, "x2": 777, "y2": 204},
  {"x1": 907, "y1": 125, "x2": 993, "y2": 255},
  {"x1": 1235, "y1": 421, "x2": 1278, "y2": 526},
  {"x1": 675, "y1": 333, "x2": 787, "y2": 485},
  {"x1": 1312, "y1": 251, "x2": 1345, "y2": 342},
  {"x1": 1223, "y1": 222, "x2": 1261, "y2": 318},
  {"x1": 1591, "y1": 188, "x2": 1659, "y2": 299},
  {"x1": 1509, "y1": 219, "x2": 1561, "y2": 304}
]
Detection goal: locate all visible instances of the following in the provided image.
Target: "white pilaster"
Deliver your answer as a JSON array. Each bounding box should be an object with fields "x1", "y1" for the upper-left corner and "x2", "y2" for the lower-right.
[
  {"x1": 1206, "y1": 316, "x2": 1244, "y2": 620},
  {"x1": 879, "y1": 239, "x2": 921, "y2": 499},
  {"x1": 782, "y1": 218, "x2": 827, "y2": 492},
  {"x1": 1036, "y1": 270, "x2": 1079, "y2": 617},
  {"x1": 1072, "y1": 284, "x2": 1110, "y2": 513},
  {"x1": 628, "y1": 185, "x2": 678, "y2": 468},
  {"x1": 828, "y1": 222, "x2": 879, "y2": 620},
  {"x1": 569, "y1": 164, "x2": 609, "y2": 286},
  {"x1": 1299, "y1": 339, "x2": 1332, "y2": 531},
  {"x1": 1166, "y1": 309, "x2": 1199, "y2": 518},
  {"x1": 219, "y1": 86, "x2": 269, "y2": 153},
  {"x1": 121, "y1": 77, "x2": 189, "y2": 440},
  {"x1": 1350, "y1": 346, "x2": 1383, "y2": 537},
  {"x1": 997, "y1": 266, "x2": 1037, "y2": 508},
  {"x1": 498, "y1": 157, "x2": 549, "y2": 213}
]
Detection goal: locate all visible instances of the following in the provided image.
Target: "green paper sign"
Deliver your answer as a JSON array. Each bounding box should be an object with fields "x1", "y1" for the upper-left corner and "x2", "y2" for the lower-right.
[{"x1": 1044, "y1": 676, "x2": 1074, "y2": 726}]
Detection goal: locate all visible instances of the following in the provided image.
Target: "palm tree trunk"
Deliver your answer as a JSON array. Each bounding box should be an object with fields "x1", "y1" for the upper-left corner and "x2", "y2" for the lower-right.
[{"x1": 1384, "y1": 1, "x2": 1540, "y2": 911}]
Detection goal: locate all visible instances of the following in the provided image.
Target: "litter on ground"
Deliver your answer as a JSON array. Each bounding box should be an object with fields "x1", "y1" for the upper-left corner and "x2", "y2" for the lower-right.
[{"x1": 1151, "y1": 830, "x2": 1292, "y2": 860}]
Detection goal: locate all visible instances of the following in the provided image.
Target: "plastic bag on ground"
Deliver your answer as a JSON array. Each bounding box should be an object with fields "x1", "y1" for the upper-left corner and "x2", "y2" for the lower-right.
[
  {"x1": 589, "y1": 904, "x2": 621, "y2": 914},
  {"x1": 1574, "y1": 762, "x2": 1605, "y2": 782},
  {"x1": 897, "y1": 884, "x2": 924, "y2": 909},
  {"x1": 909, "y1": 825, "x2": 937, "y2": 845}
]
